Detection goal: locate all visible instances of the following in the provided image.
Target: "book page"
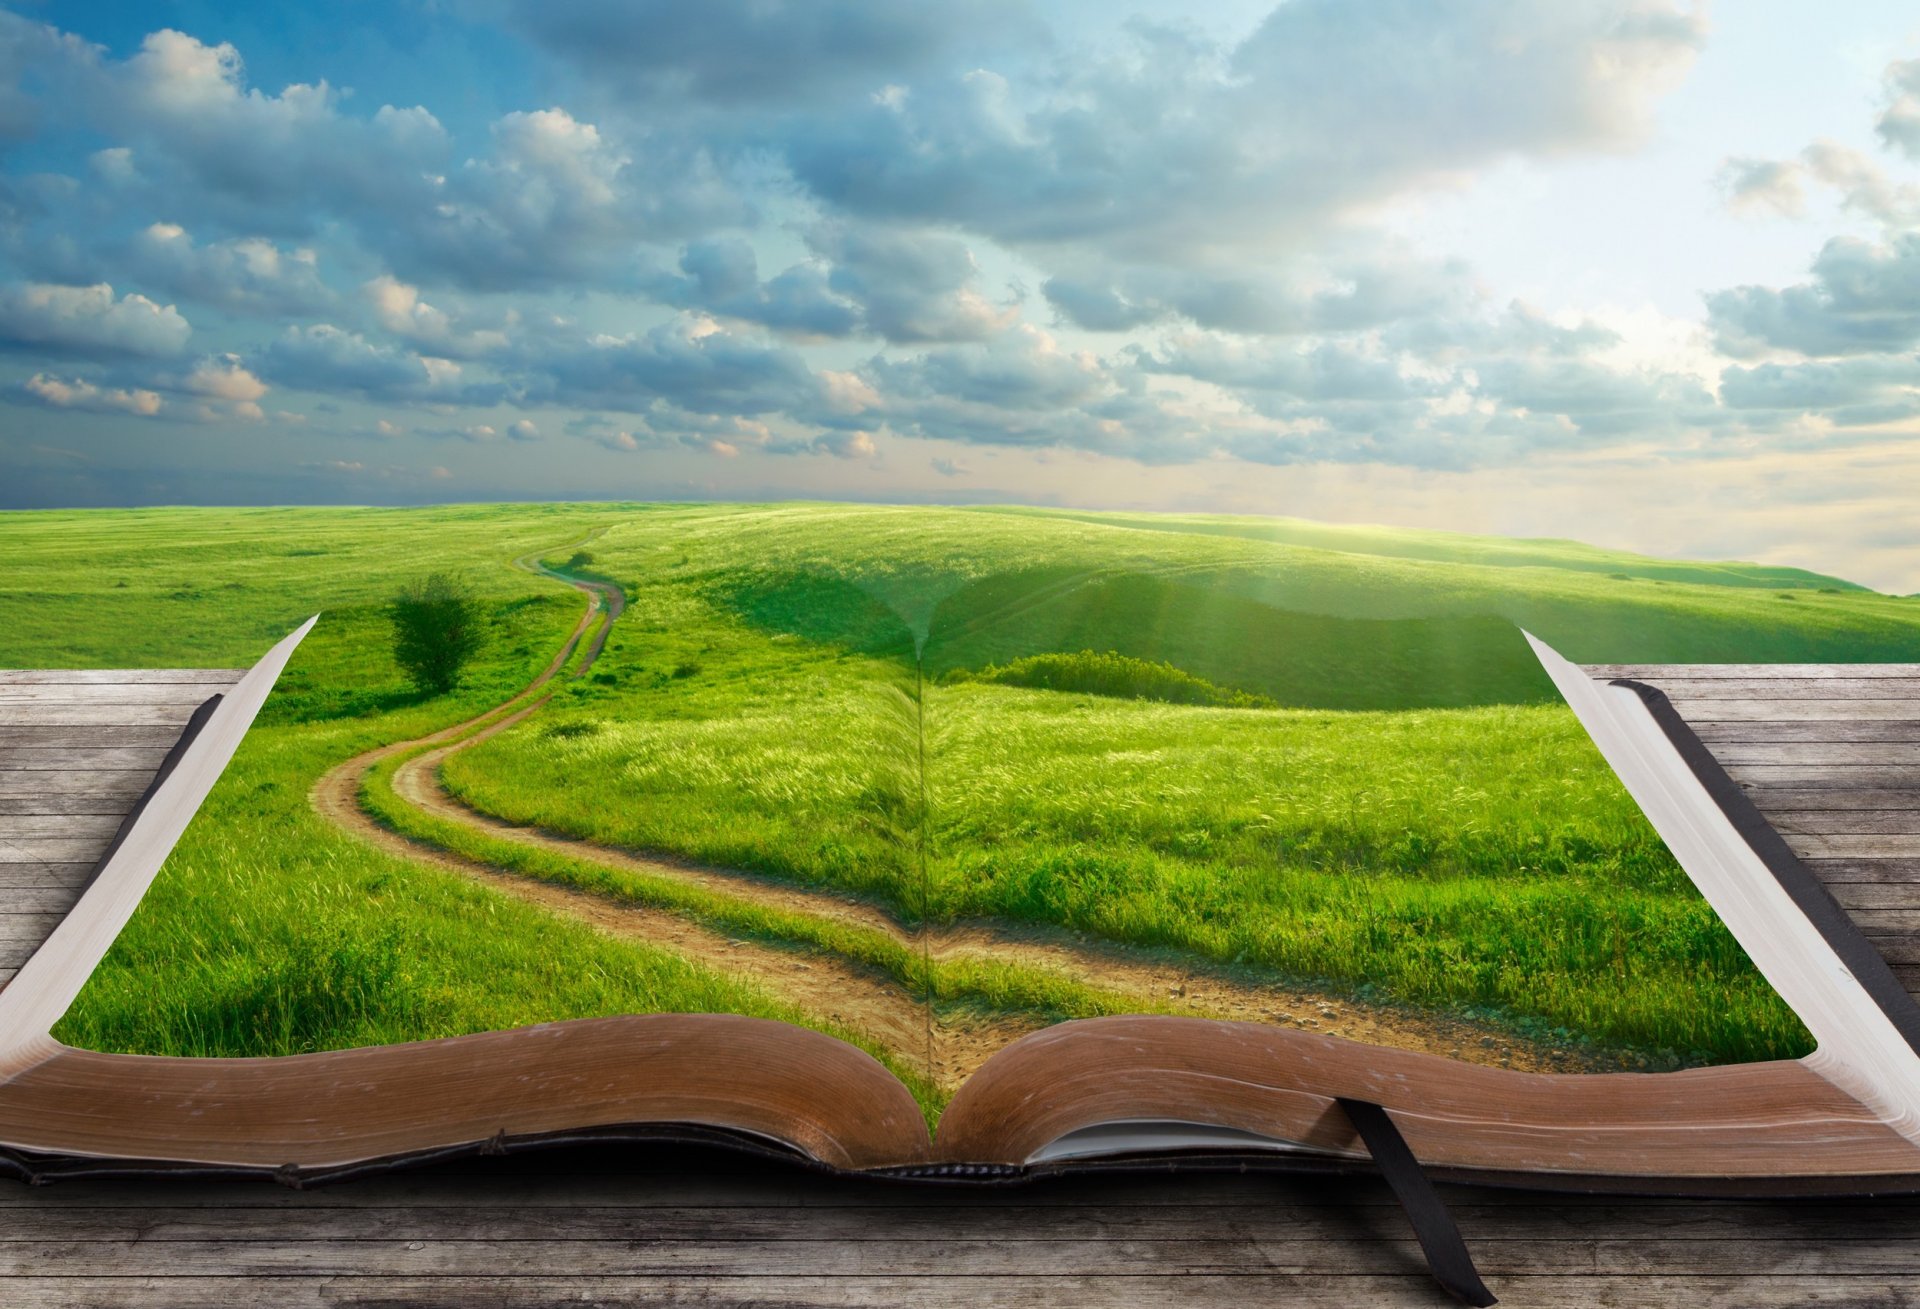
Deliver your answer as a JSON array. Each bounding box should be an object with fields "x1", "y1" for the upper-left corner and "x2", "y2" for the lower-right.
[
  {"x1": 34, "y1": 502, "x2": 1893, "y2": 1145},
  {"x1": 908, "y1": 508, "x2": 1816, "y2": 1098}
]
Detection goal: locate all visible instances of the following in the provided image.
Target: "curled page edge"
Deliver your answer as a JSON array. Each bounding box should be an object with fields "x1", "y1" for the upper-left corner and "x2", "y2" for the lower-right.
[
  {"x1": 1523, "y1": 629, "x2": 1920, "y2": 1146},
  {"x1": 0, "y1": 617, "x2": 319, "y2": 1078}
]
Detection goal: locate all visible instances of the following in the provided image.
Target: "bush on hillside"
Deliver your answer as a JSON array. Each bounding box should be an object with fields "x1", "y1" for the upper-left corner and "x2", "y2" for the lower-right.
[{"x1": 390, "y1": 573, "x2": 484, "y2": 694}]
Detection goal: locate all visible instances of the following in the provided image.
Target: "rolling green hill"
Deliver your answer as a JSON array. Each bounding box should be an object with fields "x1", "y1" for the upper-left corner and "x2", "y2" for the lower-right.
[{"x1": 4, "y1": 501, "x2": 1910, "y2": 1082}]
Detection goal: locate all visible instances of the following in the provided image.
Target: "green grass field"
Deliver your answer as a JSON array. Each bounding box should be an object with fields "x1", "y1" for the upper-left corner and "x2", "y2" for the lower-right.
[
  {"x1": 0, "y1": 505, "x2": 938, "y2": 1111},
  {"x1": 5, "y1": 501, "x2": 1915, "y2": 1098}
]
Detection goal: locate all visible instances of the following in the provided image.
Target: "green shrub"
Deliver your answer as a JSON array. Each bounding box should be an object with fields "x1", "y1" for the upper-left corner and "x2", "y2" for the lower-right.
[
  {"x1": 957, "y1": 650, "x2": 1276, "y2": 708},
  {"x1": 390, "y1": 573, "x2": 484, "y2": 694}
]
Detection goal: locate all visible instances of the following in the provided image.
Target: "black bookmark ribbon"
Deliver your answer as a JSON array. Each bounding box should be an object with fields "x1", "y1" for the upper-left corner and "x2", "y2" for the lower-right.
[{"x1": 1336, "y1": 1096, "x2": 1497, "y2": 1307}]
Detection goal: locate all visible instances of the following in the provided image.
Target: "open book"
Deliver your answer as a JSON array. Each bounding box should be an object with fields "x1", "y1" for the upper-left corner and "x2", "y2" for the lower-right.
[{"x1": 5, "y1": 557, "x2": 1920, "y2": 1304}]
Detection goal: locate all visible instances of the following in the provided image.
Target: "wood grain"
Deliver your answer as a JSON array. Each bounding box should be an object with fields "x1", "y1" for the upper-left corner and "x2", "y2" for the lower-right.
[
  {"x1": 0, "y1": 795, "x2": 143, "y2": 817},
  {"x1": 1698, "y1": 720, "x2": 1920, "y2": 742},
  {"x1": 1630, "y1": 678, "x2": 1920, "y2": 700},
  {"x1": 1714, "y1": 743, "x2": 1920, "y2": 765},
  {"x1": 1589, "y1": 664, "x2": 1920, "y2": 679},
  {"x1": 1660, "y1": 699, "x2": 1920, "y2": 722},
  {"x1": 0, "y1": 837, "x2": 123, "y2": 864},
  {"x1": 0, "y1": 815, "x2": 123, "y2": 839},
  {"x1": 0, "y1": 705, "x2": 218, "y2": 726},
  {"x1": 0, "y1": 865, "x2": 100, "y2": 890},
  {"x1": 0, "y1": 747, "x2": 174, "y2": 772},
  {"x1": 0, "y1": 888, "x2": 86, "y2": 915},
  {"x1": 1741, "y1": 789, "x2": 1920, "y2": 810},
  {"x1": 0, "y1": 671, "x2": 241, "y2": 685},
  {"x1": 1, "y1": 1147, "x2": 1914, "y2": 1309},
  {"x1": 0, "y1": 726, "x2": 193, "y2": 747},
  {"x1": 0, "y1": 685, "x2": 249, "y2": 706},
  {"x1": 0, "y1": 771, "x2": 180, "y2": 798}
]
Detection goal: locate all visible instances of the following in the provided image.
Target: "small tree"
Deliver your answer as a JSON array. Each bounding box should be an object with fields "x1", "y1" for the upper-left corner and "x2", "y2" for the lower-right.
[{"x1": 390, "y1": 573, "x2": 483, "y2": 694}]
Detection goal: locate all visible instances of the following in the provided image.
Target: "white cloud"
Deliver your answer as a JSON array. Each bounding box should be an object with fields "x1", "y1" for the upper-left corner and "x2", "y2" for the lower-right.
[
  {"x1": 175, "y1": 352, "x2": 269, "y2": 419},
  {"x1": 1721, "y1": 156, "x2": 1805, "y2": 217},
  {"x1": 810, "y1": 223, "x2": 1016, "y2": 342},
  {"x1": 363, "y1": 275, "x2": 507, "y2": 356},
  {"x1": 1878, "y1": 58, "x2": 1920, "y2": 160},
  {"x1": 508, "y1": 0, "x2": 1033, "y2": 108},
  {"x1": 788, "y1": 2, "x2": 1703, "y2": 266},
  {"x1": 1708, "y1": 235, "x2": 1920, "y2": 359},
  {"x1": 396, "y1": 107, "x2": 747, "y2": 290},
  {"x1": 16, "y1": 372, "x2": 162, "y2": 415},
  {"x1": 129, "y1": 223, "x2": 330, "y2": 315},
  {"x1": 0, "y1": 282, "x2": 190, "y2": 357},
  {"x1": 98, "y1": 29, "x2": 446, "y2": 221},
  {"x1": 256, "y1": 323, "x2": 502, "y2": 404}
]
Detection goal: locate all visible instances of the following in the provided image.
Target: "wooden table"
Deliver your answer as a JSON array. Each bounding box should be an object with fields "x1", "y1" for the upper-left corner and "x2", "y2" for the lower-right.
[
  {"x1": 6, "y1": 1143, "x2": 1920, "y2": 1307},
  {"x1": 5, "y1": 663, "x2": 1920, "y2": 1305}
]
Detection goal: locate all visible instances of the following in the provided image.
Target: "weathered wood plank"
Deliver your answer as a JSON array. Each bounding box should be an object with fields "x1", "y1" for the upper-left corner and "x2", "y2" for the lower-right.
[
  {"x1": 0, "y1": 1275, "x2": 1507, "y2": 1309},
  {"x1": 1696, "y1": 720, "x2": 1920, "y2": 744},
  {"x1": 1712, "y1": 743, "x2": 1920, "y2": 766},
  {"x1": 0, "y1": 746, "x2": 172, "y2": 772},
  {"x1": 0, "y1": 704, "x2": 209, "y2": 727},
  {"x1": 1588, "y1": 664, "x2": 1920, "y2": 679},
  {"x1": 0, "y1": 685, "x2": 229, "y2": 706},
  {"x1": 0, "y1": 864, "x2": 98, "y2": 890},
  {"x1": 0, "y1": 1149, "x2": 1912, "y2": 1309},
  {"x1": 0, "y1": 886, "x2": 84, "y2": 914},
  {"x1": 1767, "y1": 811, "x2": 1920, "y2": 836},
  {"x1": 0, "y1": 815, "x2": 123, "y2": 839},
  {"x1": 0, "y1": 912, "x2": 69, "y2": 945},
  {"x1": 1782, "y1": 833, "x2": 1920, "y2": 859},
  {"x1": 1741, "y1": 789, "x2": 1920, "y2": 811},
  {"x1": 0, "y1": 836, "x2": 118, "y2": 863},
  {"x1": 0, "y1": 670, "x2": 239, "y2": 685},
  {"x1": 0, "y1": 725, "x2": 188, "y2": 748},
  {"x1": 0, "y1": 772, "x2": 169, "y2": 798},
  {"x1": 1887, "y1": 961, "x2": 1920, "y2": 988},
  {"x1": 0, "y1": 795, "x2": 142, "y2": 817},
  {"x1": 1854, "y1": 933, "x2": 1920, "y2": 965},
  {"x1": 1718, "y1": 765, "x2": 1920, "y2": 787},
  {"x1": 1840, "y1": 909, "x2": 1920, "y2": 934},
  {"x1": 1822, "y1": 882, "x2": 1920, "y2": 911},
  {"x1": 1623, "y1": 678, "x2": 1920, "y2": 700},
  {"x1": 1664, "y1": 699, "x2": 1920, "y2": 721},
  {"x1": 16, "y1": 1276, "x2": 1920, "y2": 1309},
  {"x1": 1801, "y1": 857, "x2": 1920, "y2": 883}
]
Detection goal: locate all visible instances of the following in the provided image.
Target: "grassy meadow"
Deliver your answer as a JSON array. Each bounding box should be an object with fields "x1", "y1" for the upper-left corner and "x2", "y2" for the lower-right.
[
  {"x1": 442, "y1": 504, "x2": 1916, "y2": 1064},
  {"x1": 0, "y1": 505, "x2": 937, "y2": 1109},
  {"x1": 6, "y1": 501, "x2": 1917, "y2": 1102}
]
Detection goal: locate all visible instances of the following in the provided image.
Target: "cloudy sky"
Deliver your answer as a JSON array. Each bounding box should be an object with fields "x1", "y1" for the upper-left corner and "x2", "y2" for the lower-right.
[{"x1": 2, "y1": 1, "x2": 1918, "y2": 590}]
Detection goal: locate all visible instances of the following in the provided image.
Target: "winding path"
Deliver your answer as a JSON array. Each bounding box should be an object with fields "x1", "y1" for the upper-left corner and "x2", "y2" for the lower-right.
[{"x1": 312, "y1": 537, "x2": 1599, "y2": 1090}]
